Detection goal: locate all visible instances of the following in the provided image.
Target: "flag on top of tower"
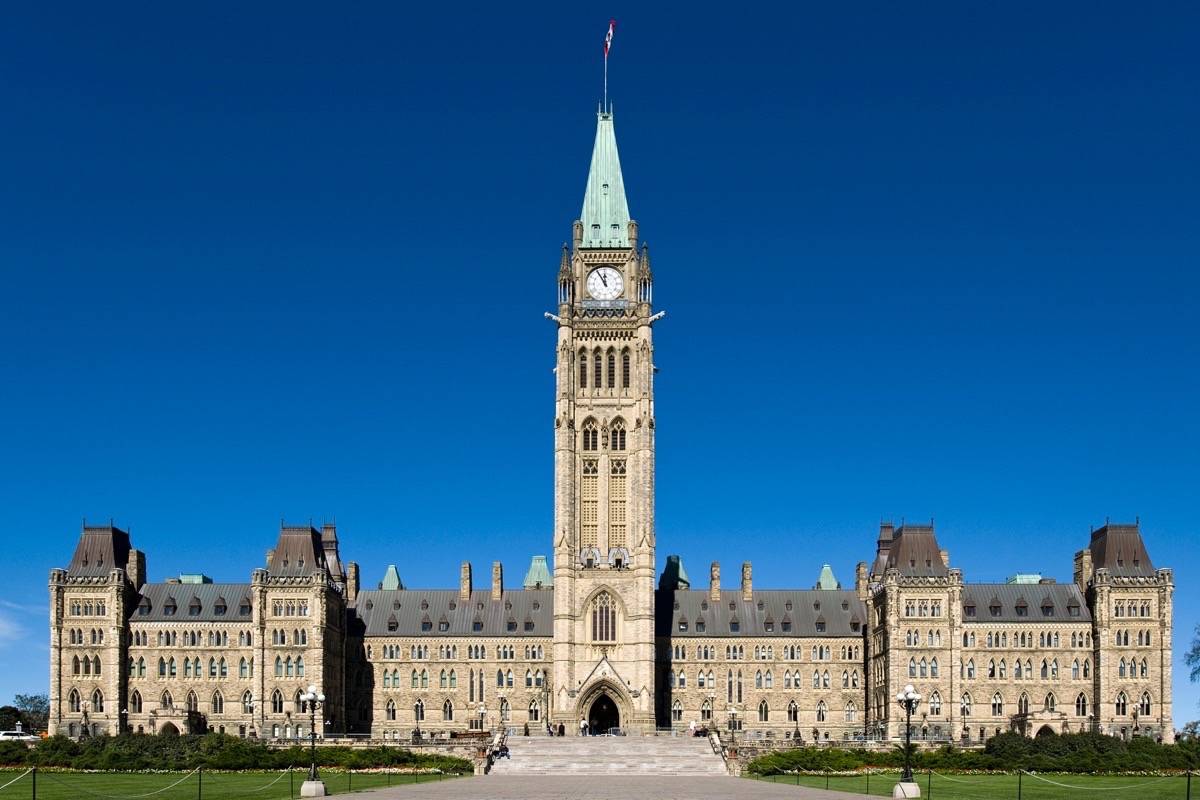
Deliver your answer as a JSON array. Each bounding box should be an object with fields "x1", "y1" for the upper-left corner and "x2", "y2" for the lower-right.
[{"x1": 604, "y1": 19, "x2": 616, "y2": 57}]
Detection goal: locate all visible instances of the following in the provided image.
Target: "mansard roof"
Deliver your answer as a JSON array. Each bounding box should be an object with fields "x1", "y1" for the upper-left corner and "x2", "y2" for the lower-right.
[
  {"x1": 961, "y1": 583, "x2": 1090, "y2": 623},
  {"x1": 579, "y1": 111, "x2": 631, "y2": 248},
  {"x1": 267, "y1": 525, "x2": 329, "y2": 577},
  {"x1": 659, "y1": 590, "x2": 866, "y2": 638},
  {"x1": 1089, "y1": 522, "x2": 1155, "y2": 577},
  {"x1": 884, "y1": 524, "x2": 948, "y2": 577},
  {"x1": 134, "y1": 583, "x2": 253, "y2": 622},
  {"x1": 522, "y1": 556, "x2": 552, "y2": 589},
  {"x1": 352, "y1": 589, "x2": 553, "y2": 638},
  {"x1": 67, "y1": 524, "x2": 132, "y2": 578}
]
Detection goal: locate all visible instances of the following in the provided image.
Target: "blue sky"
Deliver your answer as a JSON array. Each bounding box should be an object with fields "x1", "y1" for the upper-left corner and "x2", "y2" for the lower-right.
[{"x1": 2, "y1": 4, "x2": 1198, "y2": 720}]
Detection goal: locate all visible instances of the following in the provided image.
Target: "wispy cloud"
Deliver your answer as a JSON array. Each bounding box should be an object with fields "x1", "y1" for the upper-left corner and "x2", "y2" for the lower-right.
[
  {"x1": 0, "y1": 612, "x2": 23, "y2": 643},
  {"x1": 0, "y1": 600, "x2": 46, "y2": 616}
]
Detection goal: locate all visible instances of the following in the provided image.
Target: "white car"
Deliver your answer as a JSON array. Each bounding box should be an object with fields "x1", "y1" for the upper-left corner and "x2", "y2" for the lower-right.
[{"x1": 0, "y1": 731, "x2": 38, "y2": 742}]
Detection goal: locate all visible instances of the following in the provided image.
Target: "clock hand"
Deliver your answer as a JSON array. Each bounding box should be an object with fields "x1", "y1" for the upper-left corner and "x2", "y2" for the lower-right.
[{"x1": 600, "y1": 273, "x2": 608, "y2": 287}]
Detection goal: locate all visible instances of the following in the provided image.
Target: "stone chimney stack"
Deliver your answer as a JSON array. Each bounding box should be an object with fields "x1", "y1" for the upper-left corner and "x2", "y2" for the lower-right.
[
  {"x1": 940, "y1": 549, "x2": 950, "y2": 568},
  {"x1": 459, "y1": 562, "x2": 472, "y2": 601},
  {"x1": 491, "y1": 561, "x2": 503, "y2": 601},
  {"x1": 265, "y1": 549, "x2": 274, "y2": 568},
  {"x1": 855, "y1": 562, "x2": 868, "y2": 600},
  {"x1": 741, "y1": 562, "x2": 753, "y2": 600},
  {"x1": 709, "y1": 562, "x2": 721, "y2": 602},
  {"x1": 1073, "y1": 548, "x2": 1093, "y2": 591},
  {"x1": 346, "y1": 562, "x2": 360, "y2": 605},
  {"x1": 126, "y1": 548, "x2": 146, "y2": 590}
]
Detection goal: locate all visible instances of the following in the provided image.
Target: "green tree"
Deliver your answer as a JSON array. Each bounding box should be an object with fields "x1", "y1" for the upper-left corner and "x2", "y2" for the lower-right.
[
  {"x1": 0, "y1": 707, "x2": 20, "y2": 731},
  {"x1": 14, "y1": 694, "x2": 49, "y2": 733},
  {"x1": 1187, "y1": 623, "x2": 1200, "y2": 682}
]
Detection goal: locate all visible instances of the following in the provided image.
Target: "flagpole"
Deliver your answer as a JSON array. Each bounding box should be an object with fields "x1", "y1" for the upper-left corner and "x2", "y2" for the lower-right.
[{"x1": 604, "y1": 52, "x2": 608, "y2": 112}]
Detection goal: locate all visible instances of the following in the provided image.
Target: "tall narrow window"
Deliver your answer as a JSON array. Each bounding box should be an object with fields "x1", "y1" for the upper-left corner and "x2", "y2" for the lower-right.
[
  {"x1": 581, "y1": 460, "x2": 599, "y2": 548},
  {"x1": 610, "y1": 419, "x2": 626, "y2": 451},
  {"x1": 579, "y1": 350, "x2": 588, "y2": 389},
  {"x1": 593, "y1": 348, "x2": 602, "y2": 388},
  {"x1": 591, "y1": 592, "x2": 616, "y2": 642},
  {"x1": 582, "y1": 419, "x2": 599, "y2": 451},
  {"x1": 621, "y1": 349, "x2": 631, "y2": 388},
  {"x1": 609, "y1": 460, "x2": 627, "y2": 548},
  {"x1": 606, "y1": 349, "x2": 616, "y2": 387}
]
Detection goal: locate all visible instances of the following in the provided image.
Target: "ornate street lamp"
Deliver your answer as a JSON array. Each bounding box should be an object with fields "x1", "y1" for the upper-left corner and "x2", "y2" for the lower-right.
[
  {"x1": 478, "y1": 704, "x2": 486, "y2": 735},
  {"x1": 119, "y1": 708, "x2": 128, "y2": 736},
  {"x1": 895, "y1": 684, "x2": 922, "y2": 793},
  {"x1": 299, "y1": 684, "x2": 326, "y2": 797}
]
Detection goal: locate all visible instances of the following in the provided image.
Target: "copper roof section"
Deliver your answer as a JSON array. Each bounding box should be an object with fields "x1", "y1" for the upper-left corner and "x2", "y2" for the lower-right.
[
  {"x1": 884, "y1": 524, "x2": 948, "y2": 577},
  {"x1": 962, "y1": 583, "x2": 1090, "y2": 623},
  {"x1": 267, "y1": 524, "x2": 329, "y2": 577},
  {"x1": 1088, "y1": 522, "x2": 1155, "y2": 577},
  {"x1": 67, "y1": 524, "x2": 132, "y2": 578}
]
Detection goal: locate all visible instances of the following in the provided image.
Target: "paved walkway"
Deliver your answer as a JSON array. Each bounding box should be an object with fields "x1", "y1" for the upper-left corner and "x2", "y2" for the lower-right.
[{"x1": 354, "y1": 774, "x2": 869, "y2": 799}]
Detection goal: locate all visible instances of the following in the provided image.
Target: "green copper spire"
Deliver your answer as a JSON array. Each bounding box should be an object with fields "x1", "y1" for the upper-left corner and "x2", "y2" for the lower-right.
[
  {"x1": 380, "y1": 564, "x2": 404, "y2": 591},
  {"x1": 522, "y1": 555, "x2": 552, "y2": 589},
  {"x1": 815, "y1": 564, "x2": 840, "y2": 590},
  {"x1": 580, "y1": 111, "x2": 630, "y2": 249}
]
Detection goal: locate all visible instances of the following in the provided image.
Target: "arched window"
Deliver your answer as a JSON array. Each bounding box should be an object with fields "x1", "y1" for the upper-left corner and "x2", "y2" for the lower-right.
[
  {"x1": 909, "y1": 658, "x2": 917, "y2": 678},
  {"x1": 385, "y1": 700, "x2": 396, "y2": 721},
  {"x1": 450, "y1": 669, "x2": 457, "y2": 688},
  {"x1": 621, "y1": 349, "x2": 631, "y2": 389},
  {"x1": 579, "y1": 350, "x2": 588, "y2": 389},
  {"x1": 130, "y1": 690, "x2": 143, "y2": 714},
  {"x1": 413, "y1": 699, "x2": 424, "y2": 722},
  {"x1": 1018, "y1": 693, "x2": 1029, "y2": 715},
  {"x1": 68, "y1": 689, "x2": 81, "y2": 713},
  {"x1": 442, "y1": 700, "x2": 453, "y2": 721},
  {"x1": 755, "y1": 670, "x2": 763, "y2": 689},
  {"x1": 758, "y1": 700, "x2": 769, "y2": 722},
  {"x1": 529, "y1": 700, "x2": 540, "y2": 722},
  {"x1": 610, "y1": 419, "x2": 626, "y2": 451},
  {"x1": 930, "y1": 658, "x2": 939, "y2": 678},
  {"x1": 186, "y1": 691, "x2": 198, "y2": 713},
  {"x1": 606, "y1": 349, "x2": 616, "y2": 387},
  {"x1": 271, "y1": 690, "x2": 283, "y2": 714},
  {"x1": 591, "y1": 592, "x2": 616, "y2": 641},
  {"x1": 961, "y1": 693, "x2": 972, "y2": 717},
  {"x1": 582, "y1": 419, "x2": 599, "y2": 451},
  {"x1": 593, "y1": 348, "x2": 602, "y2": 388},
  {"x1": 161, "y1": 691, "x2": 173, "y2": 710},
  {"x1": 1139, "y1": 692, "x2": 1151, "y2": 716},
  {"x1": 500, "y1": 698, "x2": 511, "y2": 722},
  {"x1": 929, "y1": 691, "x2": 942, "y2": 716},
  {"x1": 991, "y1": 693, "x2": 1003, "y2": 716},
  {"x1": 506, "y1": 669, "x2": 514, "y2": 688},
  {"x1": 242, "y1": 691, "x2": 254, "y2": 714},
  {"x1": 672, "y1": 700, "x2": 683, "y2": 722},
  {"x1": 1115, "y1": 692, "x2": 1128, "y2": 716},
  {"x1": 816, "y1": 701, "x2": 827, "y2": 722},
  {"x1": 845, "y1": 701, "x2": 857, "y2": 722},
  {"x1": 1044, "y1": 693, "x2": 1056, "y2": 713},
  {"x1": 421, "y1": 669, "x2": 429, "y2": 689},
  {"x1": 787, "y1": 701, "x2": 798, "y2": 723},
  {"x1": 212, "y1": 691, "x2": 224, "y2": 715},
  {"x1": 1075, "y1": 693, "x2": 1088, "y2": 717}
]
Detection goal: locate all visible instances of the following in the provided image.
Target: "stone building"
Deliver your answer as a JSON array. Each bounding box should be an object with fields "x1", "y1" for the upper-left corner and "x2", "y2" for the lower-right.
[{"x1": 48, "y1": 108, "x2": 1174, "y2": 744}]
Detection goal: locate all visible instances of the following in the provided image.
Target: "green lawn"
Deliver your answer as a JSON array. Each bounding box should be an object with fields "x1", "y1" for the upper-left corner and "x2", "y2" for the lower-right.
[
  {"x1": 0, "y1": 769, "x2": 462, "y2": 799},
  {"x1": 750, "y1": 771, "x2": 1194, "y2": 799}
]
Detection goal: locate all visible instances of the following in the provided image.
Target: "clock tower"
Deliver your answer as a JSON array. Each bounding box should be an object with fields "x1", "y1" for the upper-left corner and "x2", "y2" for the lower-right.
[{"x1": 550, "y1": 110, "x2": 658, "y2": 732}]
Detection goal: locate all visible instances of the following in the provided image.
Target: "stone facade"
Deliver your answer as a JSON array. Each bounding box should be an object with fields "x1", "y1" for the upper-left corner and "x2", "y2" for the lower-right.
[{"x1": 47, "y1": 110, "x2": 1174, "y2": 745}]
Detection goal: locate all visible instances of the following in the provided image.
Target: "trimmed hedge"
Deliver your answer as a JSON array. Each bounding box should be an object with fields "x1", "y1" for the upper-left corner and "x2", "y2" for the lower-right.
[
  {"x1": 745, "y1": 732, "x2": 1200, "y2": 775},
  {"x1": 0, "y1": 734, "x2": 473, "y2": 773}
]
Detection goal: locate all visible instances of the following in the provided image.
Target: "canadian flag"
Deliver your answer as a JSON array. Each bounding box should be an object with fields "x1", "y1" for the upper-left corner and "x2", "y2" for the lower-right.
[{"x1": 604, "y1": 19, "x2": 616, "y2": 57}]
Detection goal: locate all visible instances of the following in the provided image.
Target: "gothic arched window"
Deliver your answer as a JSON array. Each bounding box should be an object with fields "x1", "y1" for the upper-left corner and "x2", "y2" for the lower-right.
[
  {"x1": 130, "y1": 690, "x2": 142, "y2": 714},
  {"x1": 621, "y1": 349, "x2": 631, "y2": 388},
  {"x1": 582, "y1": 419, "x2": 599, "y2": 451},
  {"x1": 1115, "y1": 692, "x2": 1128, "y2": 716},
  {"x1": 610, "y1": 419, "x2": 626, "y2": 451},
  {"x1": 758, "y1": 700, "x2": 769, "y2": 722},
  {"x1": 1075, "y1": 692, "x2": 1087, "y2": 717},
  {"x1": 591, "y1": 592, "x2": 616, "y2": 642},
  {"x1": 593, "y1": 348, "x2": 602, "y2": 388},
  {"x1": 579, "y1": 350, "x2": 588, "y2": 389}
]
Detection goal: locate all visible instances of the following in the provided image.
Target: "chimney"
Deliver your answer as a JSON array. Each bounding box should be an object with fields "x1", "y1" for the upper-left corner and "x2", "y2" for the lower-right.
[
  {"x1": 265, "y1": 549, "x2": 274, "y2": 568},
  {"x1": 855, "y1": 562, "x2": 868, "y2": 600},
  {"x1": 939, "y1": 549, "x2": 950, "y2": 568},
  {"x1": 491, "y1": 561, "x2": 503, "y2": 601},
  {"x1": 459, "y1": 562, "x2": 472, "y2": 602},
  {"x1": 1073, "y1": 548, "x2": 1093, "y2": 591},
  {"x1": 127, "y1": 548, "x2": 146, "y2": 590},
  {"x1": 741, "y1": 562, "x2": 753, "y2": 600},
  {"x1": 709, "y1": 562, "x2": 721, "y2": 602},
  {"x1": 346, "y1": 562, "x2": 360, "y2": 605}
]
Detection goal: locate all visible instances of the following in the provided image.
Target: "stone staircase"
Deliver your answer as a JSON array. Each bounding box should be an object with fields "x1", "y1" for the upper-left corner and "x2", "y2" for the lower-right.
[{"x1": 488, "y1": 733, "x2": 728, "y2": 776}]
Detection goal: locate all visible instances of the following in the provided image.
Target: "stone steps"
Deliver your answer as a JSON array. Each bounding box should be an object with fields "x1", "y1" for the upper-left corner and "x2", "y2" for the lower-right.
[{"x1": 489, "y1": 735, "x2": 728, "y2": 776}]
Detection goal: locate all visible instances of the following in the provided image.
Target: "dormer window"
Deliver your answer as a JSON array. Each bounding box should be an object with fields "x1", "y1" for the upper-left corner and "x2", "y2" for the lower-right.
[
  {"x1": 729, "y1": 617, "x2": 740, "y2": 633},
  {"x1": 964, "y1": 604, "x2": 976, "y2": 617},
  {"x1": 439, "y1": 619, "x2": 450, "y2": 632},
  {"x1": 421, "y1": 616, "x2": 432, "y2": 632},
  {"x1": 695, "y1": 620, "x2": 706, "y2": 633},
  {"x1": 387, "y1": 615, "x2": 398, "y2": 632},
  {"x1": 472, "y1": 618, "x2": 483, "y2": 632},
  {"x1": 764, "y1": 619, "x2": 774, "y2": 633},
  {"x1": 781, "y1": 616, "x2": 792, "y2": 632},
  {"x1": 506, "y1": 618, "x2": 517, "y2": 632},
  {"x1": 678, "y1": 618, "x2": 688, "y2": 632},
  {"x1": 164, "y1": 598, "x2": 177, "y2": 617},
  {"x1": 214, "y1": 598, "x2": 227, "y2": 616},
  {"x1": 138, "y1": 598, "x2": 152, "y2": 616},
  {"x1": 524, "y1": 619, "x2": 535, "y2": 632}
]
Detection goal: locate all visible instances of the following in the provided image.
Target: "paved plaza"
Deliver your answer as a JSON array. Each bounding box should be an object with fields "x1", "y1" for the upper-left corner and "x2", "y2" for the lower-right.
[{"x1": 356, "y1": 774, "x2": 868, "y2": 800}]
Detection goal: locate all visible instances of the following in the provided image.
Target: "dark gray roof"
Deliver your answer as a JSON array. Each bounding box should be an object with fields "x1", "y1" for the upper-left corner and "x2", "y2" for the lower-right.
[
  {"x1": 352, "y1": 589, "x2": 553, "y2": 637},
  {"x1": 134, "y1": 583, "x2": 254, "y2": 622},
  {"x1": 961, "y1": 583, "x2": 1090, "y2": 623},
  {"x1": 659, "y1": 590, "x2": 866, "y2": 638},
  {"x1": 67, "y1": 525, "x2": 132, "y2": 578},
  {"x1": 268, "y1": 526, "x2": 329, "y2": 577},
  {"x1": 884, "y1": 525, "x2": 948, "y2": 577},
  {"x1": 1089, "y1": 523, "x2": 1155, "y2": 577}
]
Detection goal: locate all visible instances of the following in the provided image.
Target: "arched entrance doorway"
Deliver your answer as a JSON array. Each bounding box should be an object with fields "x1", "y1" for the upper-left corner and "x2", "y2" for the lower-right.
[{"x1": 588, "y1": 693, "x2": 620, "y2": 735}]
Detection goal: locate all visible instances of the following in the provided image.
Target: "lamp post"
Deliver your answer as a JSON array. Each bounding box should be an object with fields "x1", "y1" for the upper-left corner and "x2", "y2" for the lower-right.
[
  {"x1": 478, "y1": 704, "x2": 486, "y2": 735},
  {"x1": 119, "y1": 708, "x2": 128, "y2": 736},
  {"x1": 299, "y1": 684, "x2": 326, "y2": 797},
  {"x1": 895, "y1": 684, "x2": 922, "y2": 794}
]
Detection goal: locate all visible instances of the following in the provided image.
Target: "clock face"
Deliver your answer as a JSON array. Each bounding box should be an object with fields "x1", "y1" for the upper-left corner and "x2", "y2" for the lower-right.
[{"x1": 586, "y1": 267, "x2": 624, "y2": 300}]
